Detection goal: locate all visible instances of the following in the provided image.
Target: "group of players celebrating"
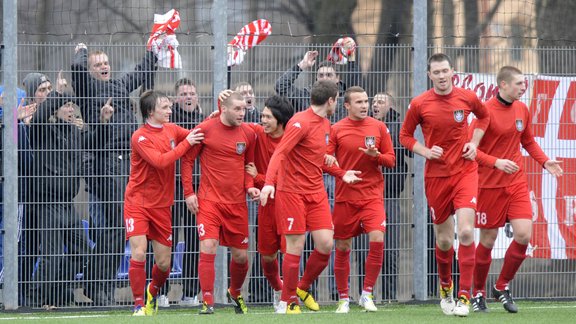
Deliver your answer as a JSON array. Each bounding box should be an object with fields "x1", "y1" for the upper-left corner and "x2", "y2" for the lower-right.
[{"x1": 123, "y1": 52, "x2": 563, "y2": 317}]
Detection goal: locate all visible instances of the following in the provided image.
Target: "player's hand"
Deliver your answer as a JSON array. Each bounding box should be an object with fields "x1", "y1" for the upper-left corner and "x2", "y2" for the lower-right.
[
  {"x1": 358, "y1": 144, "x2": 380, "y2": 157},
  {"x1": 185, "y1": 194, "x2": 199, "y2": 214},
  {"x1": 75, "y1": 43, "x2": 87, "y2": 53},
  {"x1": 324, "y1": 154, "x2": 339, "y2": 167},
  {"x1": 186, "y1": 128, "x2": 204, "y2": 146},
  {"x1": 260, "y1": 185, "x2": 275, "y2": 206},
  {"x1": 462, "y1": 142, "x2": 477, "y2": 160},
  {"x1": 342, "y1": 170, "x2": 362, "y2": 184},
  {"x1": 56, "y1": 70, "x2": 69, "y2": 93},
  {"x1": 247, "y1": 187, "x2": 261, "y2": 201},
  {"x1": 100, "y1": 97, "x2": 114, "y2": 123},
  {"x1": 208, "y1": 110, "x2": 220, "y2": 119},
  {"x1": 494, "y1": 159, "x2": 519, "y2": 174},
  {"x1": 218, "y1": 89, "x2": 233, "y2": 103},
  {"x1": 426, "y1": 145, "x2": 443, "y2": 160},
  {"x1": 298, "y1": 51, "x2": 319, "y2": 70},
  {"x1": 544, "y1": 159, "x2": 563, "y2": 177},
  {"x1": 245, "y1": 162, "x2": 258, "y2": 178}
]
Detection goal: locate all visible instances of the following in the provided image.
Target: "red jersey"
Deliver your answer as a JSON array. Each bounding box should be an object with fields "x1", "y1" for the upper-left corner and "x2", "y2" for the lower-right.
[
  {"x1": 246, "y1": 123, "x2": 283, "y2": 189},
  {"x1": 124, "y1": 123, "x2": 192, "y2": 208},
  {"x1": 399, "y1": 87, "x2": 489, "y2": 177},
  {"x1": 325, "y1": 117, "x2": 395, "y2": 201},
  {"x1": 265, "y1": 108, "x2": 330, "y2": 193},
  {"x1": 473, "y1": 96, "x2": 549, "y2": 188},
  {"x1": 181, "y1": 117, "x2": 256, "y2": 204}
]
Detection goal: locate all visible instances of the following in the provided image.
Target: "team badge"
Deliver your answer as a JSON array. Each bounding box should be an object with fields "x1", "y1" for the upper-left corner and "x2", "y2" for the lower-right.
[
  {"x1": 236, "y1": 142, "x2": 246, "y2": 154},
  {"x1": 453, "y1": 109, "x2": 465, "y2": 123},
  {"x1": 515, "y1": 119, "x2": 524, "y2": 131},
  {"x1": 365, "y1": 136, "x2": 376, "y2": 147},
  {"x1": 325, "y1": 133, "x2": 330, "y2": 145}
]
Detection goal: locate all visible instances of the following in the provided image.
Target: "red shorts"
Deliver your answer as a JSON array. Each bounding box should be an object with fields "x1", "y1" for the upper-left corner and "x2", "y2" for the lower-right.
[
  {"x1": 275, "y1": 190, "x2": 333, "y2": 235},
  {"x1": 197, "y1": 200, "x2": 249, "y2": 249},
  {"x1": 476, "y1": 182, "x2": 532, "y2": 229},
  {"x1": 333, "y1": 199, "x2": 386, "y2": 240},
  {"x1": 257, "y1": 201, "x2": 286, "y2": 255},
  {"x1": 425, "y1": 168, "x2": 478, "y2": 224},
  {"x1": 124, "y1": 204, "x2": 173, "y2": 247}
]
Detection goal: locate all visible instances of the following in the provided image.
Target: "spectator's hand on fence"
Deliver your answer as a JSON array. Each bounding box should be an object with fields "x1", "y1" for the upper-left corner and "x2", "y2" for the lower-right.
[
  {"x1": 72, "y1": 115, "x2": 85, "y2": 130},
  {"x1": 494, "y1": 159, "x2": 519, "y2": 174},
  {"x1": 186, "y1": 128, "x2": 204, "y2": 146},
  {"x1": 544, "y1": 159, "x2": 563, "y2": 177},
  {"x1": 298, "y1": 51, "x2": 319, "y2": 70},
  {"x1": 56, "y1": 70, "x2": 69, "y2": 93},
  {"x1": 100, "y1": 97, "x2": 114, "y2": 123},
  {"x1": 17, "y1": 99, "x2": 37, "y2": 124},
  {"x1": 75, "y1": 43, "x2": 87, "y2": 53},
  {"x1": 324, "y1": 154, "x2": 339, "y2": 167},
  {"x1": 185, "y1": 194, "x2": 199, "y2": 214},
  {"x1": 245, "y1": 162, "x2": 258, "y2": 177}
]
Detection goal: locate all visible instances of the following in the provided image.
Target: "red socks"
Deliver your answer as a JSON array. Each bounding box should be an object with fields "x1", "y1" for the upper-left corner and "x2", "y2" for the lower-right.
[
  {"x1": 298, "y1": 249, "x2": 331, "y2": 292},
  {"x1": 199, "y1": 252, "x2": 216, "y2": 305},
  {"x1": 435, "y1": 244, "x2": 454, "y2": 288},
  {"x1": 364, "y1": 241, "x2": 384, "y2": 293},
  {"x1": 334, "y1": 249, "x2": 351, "y2": 299},
  {"x1": 149, "y1": 264, "x2": 170, "y2": 297},
  {"x1": 473, "y1": 243, "x2": 493, "y2": 296},
  {"x1": 128, "y1": 259, "x2": 146, "y2": 307},
  {"x1": 281, "y1": 253, "x2": 301, "y2": 303},
  {"x1": 261, "y1": 257, "x2": 283, "y2": 291},
  {"x1": 496, "y1": 240, "x2": 527, "y2": 290},
  {"x1": 457, "y1": 243, "x2": 475, "y2": 299},
  {"x1": 229, "y1": 258, "x2": 249, "y2": 298}
]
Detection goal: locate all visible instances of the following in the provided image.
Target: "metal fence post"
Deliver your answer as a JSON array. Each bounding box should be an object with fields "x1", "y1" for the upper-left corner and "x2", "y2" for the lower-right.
[
  {"x1": 413, "y1": 0, "x2": 429, "y2": 302},
  {"x1": 212, "y1": 0, "x2": 229, "y2": 304}
]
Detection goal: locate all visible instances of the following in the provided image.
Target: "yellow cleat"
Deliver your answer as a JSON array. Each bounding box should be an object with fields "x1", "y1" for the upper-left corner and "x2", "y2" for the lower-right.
[
  {"x1": 144, "y1": 283, "x2": 158, "y2": 316},
  {"x1": 132, "y1": 306, "x2": 146, "y2": 316},
  {"x1": 296, "y1": 287, "x2": 319, "y2": 311},
  {"x1": 439, "y1": 282, "x2": 455, "y2": 315},
  {"x1": 286, "y1": 302, "x2": 302, "y2": 314},
  {"x1": 227, "y1": 289, "x2": 248, "y2": 314}
]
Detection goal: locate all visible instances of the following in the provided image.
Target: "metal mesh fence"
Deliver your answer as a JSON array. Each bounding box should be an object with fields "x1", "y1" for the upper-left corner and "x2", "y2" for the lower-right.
[{"x1": 1, "y1": 41, "x2": 575, "y2": 310}]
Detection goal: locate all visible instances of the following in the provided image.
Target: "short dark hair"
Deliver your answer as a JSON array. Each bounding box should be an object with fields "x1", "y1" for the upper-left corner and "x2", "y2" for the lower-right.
[
  {"x1": 344, "y1": 86, "x2": 366, "y2": 103},
  {"x1": 310, "y1": 80, "x2": 339, "y2": 106},
  {"x1": 317, "y1": 61, "x2": 337, "y2": 73},
  {"x1": 140, "y1": 90, "x2": 168, "y2": 120},
  {"x1": 427, "y1": 53, "x2": 453, "y2": 71},
  {"x1": 264, "y1": 95, "x2": 294, "y2": 128},
  {"x1": 496, "y1": 66, "x2": 523, "y2": 87},
  {"x1": 174, "y1": 78, "x2": 196, "y2": 93}
]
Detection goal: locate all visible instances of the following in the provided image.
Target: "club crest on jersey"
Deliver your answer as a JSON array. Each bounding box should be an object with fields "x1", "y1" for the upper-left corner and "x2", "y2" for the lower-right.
[
  {"x1": 325, "y1": 133, "x2": 330, "y2": 145},
  {"x1": 515, "y1": 119, "x2": 524, "y2": 131},
  {"x1": 365, "y1": 136, "x2": 376, "y2": 147},
  {"x1": 236, "y1": 142, "x2": 246, "y2": 154},
  {"x1": 453, "y1": 109, "x2": 465, "y2": 123}
]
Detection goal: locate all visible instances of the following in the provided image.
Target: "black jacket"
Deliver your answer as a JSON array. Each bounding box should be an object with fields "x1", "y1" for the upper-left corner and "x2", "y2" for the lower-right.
[
  {"x1": 384, "y1": 108, "x2": 412, "y2": 198},
  {"x1": 71, "y1": 49, "x2": 157, "y2": 152}
]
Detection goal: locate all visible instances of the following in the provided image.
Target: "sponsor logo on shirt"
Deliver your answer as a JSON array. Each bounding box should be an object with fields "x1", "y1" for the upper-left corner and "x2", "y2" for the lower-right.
[
  {"x1": 515, "y1": 119, "x2": 524, "y2": 132},
  {"x1": 236, "y1": 142, "x2": 246, "y2": 154},
  {"x1": 365, "y1": 136, "x2": 376, "y2": 147},
  {"x1": 167, "y1": 234, "x2": 173, "y2": 242},
  {"x1": 138, "y1": 135, "x2": 147, "y2": 143},
  {"x1": 453, "y1": 109, "x2": 465, "y2": 123},
  {"x1": 470, "y1": 196, "x2": 477, "y2": 204},
  {"x1": 293, "y1": 122, "x2": 301, "y2": 128},
  {"x1": 241, "y1": 237, "x2": 249, "y2": 244}
]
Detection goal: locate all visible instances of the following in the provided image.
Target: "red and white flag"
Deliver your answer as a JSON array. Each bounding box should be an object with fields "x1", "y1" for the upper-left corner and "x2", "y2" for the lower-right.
[
  {"x1": 227, "y1": 19, "x2": 272, "y2": 67},
  {"x1": 147, "y1": 9, "x2": 182, "y2": 69}
]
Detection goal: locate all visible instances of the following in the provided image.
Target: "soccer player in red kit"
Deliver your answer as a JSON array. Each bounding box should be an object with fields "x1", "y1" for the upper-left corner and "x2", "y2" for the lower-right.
[
  {"x1": 260, "y1": 80, "x2": 361, "y2": 314},
  {"x1": 324, "y1": 86, "x2": 395, "y2": 313},
  {"x1": 243, "y1": 95, "x2": 295, "y2": 310},
  {"x1": 470, "y1": 66, "x2": 563, "y2": 313},
  {"x1": 181, "y1": 91, "x2": 260, "y2": 315},
  {"x1": 399, "y1": 53, "x2": 490, "y2": 317},
  {"x1": 124, "y1": 91, "x2": 204, "y2": 316}
]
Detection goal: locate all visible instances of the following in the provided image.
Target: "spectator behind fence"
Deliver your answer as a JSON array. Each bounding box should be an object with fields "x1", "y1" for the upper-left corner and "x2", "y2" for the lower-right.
[
  {"x1": 27, "y1": 93, "x2": 90, "y2": 308},
  {"x1": 71, "y1": 42, "x2": 158, "y2": 306},
  {"x1": 157, "y1": 78, "x2": 204, "y2": 307},
  {"x1": 372, "y1": 92, "x2": 412, "y2": 302},
  {"x1": 274, "y1": 38, "x2": 360, "y2": 124},
  {"x1": 235, "y1": 82, "x2": 261, "y2": 124}
]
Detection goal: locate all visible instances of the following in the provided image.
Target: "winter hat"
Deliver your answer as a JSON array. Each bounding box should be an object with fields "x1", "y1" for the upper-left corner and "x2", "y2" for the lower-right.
[{"x1": 22, "y1": 72, "x2": 51, "y2": 98}]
